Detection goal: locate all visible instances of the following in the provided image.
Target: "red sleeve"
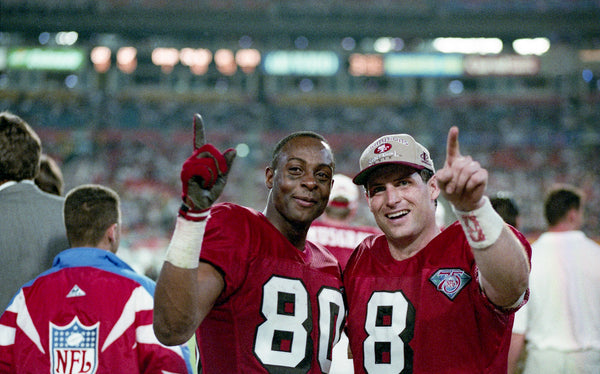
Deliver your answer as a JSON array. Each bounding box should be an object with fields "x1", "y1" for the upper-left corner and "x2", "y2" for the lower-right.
[
  {"x1": 0, "y1": 306, "x2": 17, "y2": 373},
  {"x1": 200, "y1": 203, "x2": 254, "y2": 301}
]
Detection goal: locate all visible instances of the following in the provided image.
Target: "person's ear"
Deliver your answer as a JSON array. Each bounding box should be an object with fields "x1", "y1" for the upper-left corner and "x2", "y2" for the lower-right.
[
  {"x1": 428, "y1": 174, "x2": 441, "y2": 201},
  {"x1": 265, "y1": 167, "x2": 274, "y2": 189},
  {"x1": 567, "y1": 207, "x2": 583, "y2": 228},
  {"x1": 106, "y1": 223, "x2": 119, "y2": 244}
]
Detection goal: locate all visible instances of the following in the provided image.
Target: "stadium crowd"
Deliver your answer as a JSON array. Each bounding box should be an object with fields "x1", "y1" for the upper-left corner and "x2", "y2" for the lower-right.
[{"x1": 1, "y1": 91, "x2": 598, "y2": 275}]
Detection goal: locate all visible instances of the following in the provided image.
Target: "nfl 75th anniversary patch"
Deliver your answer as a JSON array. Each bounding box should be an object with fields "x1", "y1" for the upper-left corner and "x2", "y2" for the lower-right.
[{"x1": 429, "y1": 268, "x2": 471, "y2": 300}]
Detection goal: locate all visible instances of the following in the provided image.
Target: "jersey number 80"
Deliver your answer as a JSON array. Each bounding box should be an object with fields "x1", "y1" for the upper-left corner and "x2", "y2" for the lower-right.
[{"x1": 255, "y1": 275, "x2": 345, "y2": 373}]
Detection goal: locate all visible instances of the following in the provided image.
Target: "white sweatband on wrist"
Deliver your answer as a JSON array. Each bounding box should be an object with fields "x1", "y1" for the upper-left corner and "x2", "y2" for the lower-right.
[
  {"x1": 164, "y1": 214, "x2": 209, "y2": 269},
  {"x1": 452, "y1": 196, "x2": 505, "y2": 249}
]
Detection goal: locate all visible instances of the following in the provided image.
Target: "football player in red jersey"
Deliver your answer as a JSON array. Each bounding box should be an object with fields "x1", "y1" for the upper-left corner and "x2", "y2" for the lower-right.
[
  {"x1": 344, "y1": 127, "x2": 531, "y2": 373},
  {"x1": 154, "y1": 115, "x2": 345, "y2": 373}
]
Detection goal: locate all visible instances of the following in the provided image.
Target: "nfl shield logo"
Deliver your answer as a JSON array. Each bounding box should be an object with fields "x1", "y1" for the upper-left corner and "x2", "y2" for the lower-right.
[{"x1": 50, "y1": 317, "x2": 99, "y2": 374}]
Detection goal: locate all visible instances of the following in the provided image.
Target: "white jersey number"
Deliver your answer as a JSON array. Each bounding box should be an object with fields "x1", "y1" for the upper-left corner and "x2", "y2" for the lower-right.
[
  {"x1": 255, "y1": 276, "x2": 345, "y2": 373},
  {"x1": 363, "y1": 291, "x2": 414, "y2": 374}
]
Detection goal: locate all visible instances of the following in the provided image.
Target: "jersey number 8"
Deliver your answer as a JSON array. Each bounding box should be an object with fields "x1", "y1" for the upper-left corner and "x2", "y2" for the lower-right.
[{"x1": 363, "y1": 290, "x2": 415, "y2": 374}]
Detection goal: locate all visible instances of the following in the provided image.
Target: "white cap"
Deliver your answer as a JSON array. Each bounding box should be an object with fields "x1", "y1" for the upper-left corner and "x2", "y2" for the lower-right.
[
  {"x1": 353, "y1": 134, "x2": 435, "y2": 185},
  {"x1": 329, "y1": 174, "x2": 359, "y2": 208}
]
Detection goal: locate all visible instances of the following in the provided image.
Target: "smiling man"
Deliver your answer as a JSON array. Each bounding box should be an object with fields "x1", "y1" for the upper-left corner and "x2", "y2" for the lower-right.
[
  {"x1": 344, "y1": 128, "x2": 531, "y2": 373},
  {"x1": 153, "y1": 115, "x2": 345, "y2": 373}
]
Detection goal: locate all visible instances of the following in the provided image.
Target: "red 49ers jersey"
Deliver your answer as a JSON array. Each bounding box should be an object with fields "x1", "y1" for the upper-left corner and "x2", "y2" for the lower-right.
[
  {"x1": 307, "y1": 220, "x2": 381, "y2": 270},
  {"x1": 198, "y1": 203, "x2": 345, "y2": 374},
  {"x1": 344, "y1": 222, "x2": 531, "y2": 374}
]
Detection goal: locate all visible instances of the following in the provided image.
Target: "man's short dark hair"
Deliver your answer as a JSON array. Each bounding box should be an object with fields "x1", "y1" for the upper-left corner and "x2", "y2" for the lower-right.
[
  {"x1": 64, "y1": 184, "x2": 120, "y2": 247},
  {"x1": 270, "y1": 131, "x2": 334, "y2": 170},
  {"x1": 0, "y1": 111, "x2": 41, "y2": 181},
  {"x1": 544, "y1": 185, "x2": 582, "y2": 227},
  {"x1": 490, "y1": 195, "x2": 520, "y2": 228},
  {"x1": 35, "y1": 154, "x2": 64, "y2": 196}
]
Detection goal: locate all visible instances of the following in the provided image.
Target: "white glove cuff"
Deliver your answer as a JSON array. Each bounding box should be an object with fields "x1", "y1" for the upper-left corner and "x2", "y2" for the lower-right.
[
  {"x1": 453, "y1": 196, "x2": 504, "y2": 249},
  {"x1": 164, "y1": 214, "x2": 209, "y2": 269}
]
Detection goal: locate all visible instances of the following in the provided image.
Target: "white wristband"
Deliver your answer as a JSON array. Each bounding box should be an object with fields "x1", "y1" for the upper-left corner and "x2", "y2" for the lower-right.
[
  {"x1": 452, "y1": 196, "x2": 504, "y2": 249},
  {"x1": 164, "y1": 214, "x2": 209, "y2": 269}
]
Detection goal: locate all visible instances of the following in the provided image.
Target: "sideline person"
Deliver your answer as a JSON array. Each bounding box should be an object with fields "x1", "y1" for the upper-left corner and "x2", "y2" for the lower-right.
[
  {"x1": 509, "y1": 184, "x2": 600, "y2": 374},
  {"x1": 0, "y1": 111, "x2": 68, "y2": 311},
  {"x1": 0, "y1": 184, "x2": 192, "y2": 373}
]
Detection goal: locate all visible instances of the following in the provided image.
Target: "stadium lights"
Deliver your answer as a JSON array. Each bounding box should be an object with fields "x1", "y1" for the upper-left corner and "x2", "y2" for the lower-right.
[
  {"x1": 214, "y1": 49, "x2": 236, "y2": 76},
  {"x1": 448, "y1": 80, "x2": 464, "y2": 94},
  {"x1": 341, "y1": 37, "x2": 356, "y2": 51},
  {"x1": 39, "y1": 32, "x2": 51, "y2": 45},
  {"x1": 348, "y1": 54, "x2": 384, "y2": 76},
  {"x1": 512, "y1": 38, "x2": 550, "y2": 56},
  {"x1": 8, "y1": 48, "x2": 85, "y2": 71},
  {"x1": 91, "y1": 46, "x2": 111, "y2": 73},
  {"x1": 433, "y1": 37, "x2": 503, "y2": 55},
  {"x1": 263, "y1": 51, "x2": 339, "y2": 76},
  {"x1": 56, "y1": 32, "x2": 78, "y2": 46},
  {"x1": 235, "y1": 49, "x2": 261, "y2": 73},
  {"x1": 235, "y1": 143, "x2": 250, "y2": 158},
  {"x1": 117, "y1": 47, "x2": 137, "y2": 74},
  {"x1": 374, "y1": 38, "x2": 394, "y2": 53},
  {"x1": 152, "y1": 48, "x2": 179, "y2": 73},
  {"x1": 179, "y1": 48, "x2": 212, "y2": 75},
  {"x1": 373, "y1": 37, "x2": 404, "y2": 53}
]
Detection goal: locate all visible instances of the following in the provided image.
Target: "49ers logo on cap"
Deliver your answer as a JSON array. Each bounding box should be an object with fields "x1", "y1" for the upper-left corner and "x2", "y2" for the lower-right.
[
  {"x1": 420, "y1": 151, "x2": 432, "y2": 166},
  {"x1": 375, "y1": 143, "x2": 392, "y2": 154}
]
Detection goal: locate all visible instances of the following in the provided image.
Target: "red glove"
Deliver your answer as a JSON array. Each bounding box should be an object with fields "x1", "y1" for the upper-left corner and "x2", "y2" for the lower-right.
[
  {"x1": 181, "y1": 144, "x2": 231, "y2": 191},
  {"x1": 179, "y1": 114, "x2": 236, "y2": 220}
]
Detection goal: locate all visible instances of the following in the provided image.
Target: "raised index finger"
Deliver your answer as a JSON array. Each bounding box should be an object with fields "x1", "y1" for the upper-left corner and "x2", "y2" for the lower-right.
[
  {"x1": 193, "y1": 113, "x2": 206, "y2": 150},
  {"x1": 445, "y1": 126, "x2": 460, "y2": 165}
]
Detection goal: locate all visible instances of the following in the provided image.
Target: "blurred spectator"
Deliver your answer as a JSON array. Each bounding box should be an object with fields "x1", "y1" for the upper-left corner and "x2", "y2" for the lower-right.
[
  {"x1": 490, "y1": 192, "x2": 521, "y2": 228},
  {"x1": 307, "y1": 173, "x2": 381, "y2": 270},
  {"x1": 0, "y1": 111, "x2": 69, "y2": 311},
  {"x1": 0, "y1": 184, "x2": 192, "y2": 373},
  {"x1": 35, "y1": 153, "x2": 64, "y2": 196},
  {"x1": 509, "y1": 184, "x2": 600, "y2": 374}
]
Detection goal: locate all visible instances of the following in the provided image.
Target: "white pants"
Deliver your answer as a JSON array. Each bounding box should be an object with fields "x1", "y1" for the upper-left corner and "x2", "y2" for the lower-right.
[
  {"x1": 329, "y1": 332, "x2": 354, "y2": 374},
  {"x1": 523, "y1": 348, "x2": 600, "y2": 374}
]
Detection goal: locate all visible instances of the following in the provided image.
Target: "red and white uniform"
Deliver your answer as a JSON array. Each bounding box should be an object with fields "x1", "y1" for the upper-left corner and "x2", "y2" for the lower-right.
[
  {"x1": 307, "y1": 220, "x2": 381, "y2": 270},
  {"x1": 197, "y1": 203, "x2": 345, "y2": 373},
  {"x1": 0, "y1": 247, "x2": 191, "y2": 374},
  {"x1": 344, "y1": 222, "x2": 531, "y2": 374}
]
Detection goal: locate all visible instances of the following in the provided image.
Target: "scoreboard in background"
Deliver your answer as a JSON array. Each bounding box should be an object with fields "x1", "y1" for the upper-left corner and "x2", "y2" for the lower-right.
[
  {"x1": 3, "y1": 48, "x2": 85, "y2": 71},
  {"x1": 0, "y1": 46, "x2": 545, "y2": 77}
]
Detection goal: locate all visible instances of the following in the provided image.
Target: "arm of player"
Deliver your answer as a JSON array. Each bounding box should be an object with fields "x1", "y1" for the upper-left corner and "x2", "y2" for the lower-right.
[
  {"x1": 154, "y1": 262, "x2": 224, "y2": 345},
  {"x1": 507, "y1": 332, "x2": 526, "y2": 374},
  {"x1": 153, "y1": 114, "x2": 236, "y2": 346},
  {"x1": 436, "y1": 127, "x2": 529, "y2": 308}
]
